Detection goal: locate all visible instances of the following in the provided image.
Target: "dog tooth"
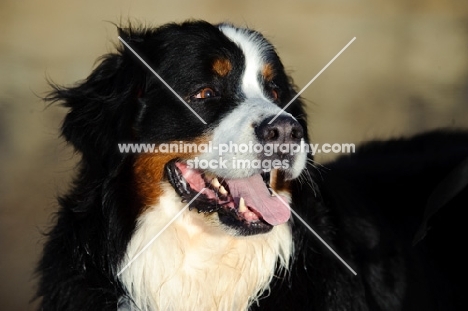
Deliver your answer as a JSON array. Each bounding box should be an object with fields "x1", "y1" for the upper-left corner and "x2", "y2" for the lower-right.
[
  {"x1": 211, "y1": 178, "x2": 221, "y2": 189},
  {"x1": 219, "y1": 186, "x2": 228, "y2": 195},
  {"x1": 238, "y1": 197, "x2": 248, "y2": 213},
  {"x1": 269, "y1": 169, "x2": 278, "y2": 186}
]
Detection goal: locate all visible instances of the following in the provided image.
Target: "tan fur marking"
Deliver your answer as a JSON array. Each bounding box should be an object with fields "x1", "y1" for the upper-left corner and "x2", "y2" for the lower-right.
[
  {"x1": 262, "y1": 63, "x2": 275, "y2": 82},
  {"x1": 212, "y1": 58, "x2": 232, "y2": 77},
  {"x1": 270, "y1": 168, "x2": 291, "y2": 193},
  {"x1": 133, "y1": 137, "x2": 209, "y2": 210}
]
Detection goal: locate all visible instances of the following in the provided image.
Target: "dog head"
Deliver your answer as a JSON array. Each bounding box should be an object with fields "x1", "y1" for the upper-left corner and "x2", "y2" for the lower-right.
[{"x1": 51, "y1": 20, "x2": 309, "y2": 237}]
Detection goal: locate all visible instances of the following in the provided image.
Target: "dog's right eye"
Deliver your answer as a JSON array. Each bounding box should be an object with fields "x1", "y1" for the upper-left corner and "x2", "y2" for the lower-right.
[{"x1": 193, "y1": 87, "x2": 218, "y2": 99}]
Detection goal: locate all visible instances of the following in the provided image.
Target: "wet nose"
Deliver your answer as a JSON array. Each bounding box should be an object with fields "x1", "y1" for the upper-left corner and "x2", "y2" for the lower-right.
[{"x1": 255, "y1": 115, "x2": 304, "y2": 144}]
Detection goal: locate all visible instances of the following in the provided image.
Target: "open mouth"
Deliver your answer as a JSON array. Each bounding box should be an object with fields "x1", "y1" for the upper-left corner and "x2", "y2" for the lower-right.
[{"x1": 165, "y1": 159, "x2": 291, "y2": 235}]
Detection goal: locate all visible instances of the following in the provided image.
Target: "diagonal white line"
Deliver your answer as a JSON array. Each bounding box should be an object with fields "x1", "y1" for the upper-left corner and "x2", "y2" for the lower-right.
[
  {"x1": 117, "y1": 188, "x2": 207, "y2": 276},
  {"x1": 270, "y1": 188, "x2": 357, "y2": 275},
  {"x1": 118, "y1": 36, "x2": 207, "y2": 125},
  {"x1": 269, "y1": 37, "x2": 356, "y2": 124}
]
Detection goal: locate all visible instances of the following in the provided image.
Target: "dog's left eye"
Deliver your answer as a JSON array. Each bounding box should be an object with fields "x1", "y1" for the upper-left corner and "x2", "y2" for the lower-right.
[
  {"x1": 193, "y1": 87, "x2": 218, "y2": 99},
  {"x1": 268, "y1": 82, "x2": 280, "y2": 101},
  {"x1": 270, "y1": 88, "x2": 279, "y2": 101}
]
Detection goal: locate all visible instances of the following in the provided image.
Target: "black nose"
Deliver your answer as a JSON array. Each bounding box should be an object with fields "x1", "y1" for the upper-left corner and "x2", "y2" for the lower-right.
[{"x1": 255, "y1": 115, "x2": 304, "y2": 144}]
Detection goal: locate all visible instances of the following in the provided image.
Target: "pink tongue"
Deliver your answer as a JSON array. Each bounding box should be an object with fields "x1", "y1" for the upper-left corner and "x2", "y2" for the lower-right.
[{"x1": 225, "y1": 174, "x2": 291, "y2": 226}]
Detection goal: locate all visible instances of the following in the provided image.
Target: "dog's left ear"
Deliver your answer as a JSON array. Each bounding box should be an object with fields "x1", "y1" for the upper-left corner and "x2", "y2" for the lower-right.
[{"x1": 46, "y1": 28, "x2": 147, "y2": 170}]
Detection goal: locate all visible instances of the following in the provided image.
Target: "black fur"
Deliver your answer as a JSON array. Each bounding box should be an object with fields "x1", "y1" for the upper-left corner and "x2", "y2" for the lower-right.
[
  {"x1": 256, "y1": 130, "x2": 468, "y2": 310},
  {"x1": 36, "y1": 20, "x2": 468, "y2": 310}
]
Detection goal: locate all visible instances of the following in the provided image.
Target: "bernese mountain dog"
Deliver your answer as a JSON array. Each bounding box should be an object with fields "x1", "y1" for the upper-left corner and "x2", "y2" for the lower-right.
[{"x1": 36, "y1": 20, "x2": 468, "y2": 310}]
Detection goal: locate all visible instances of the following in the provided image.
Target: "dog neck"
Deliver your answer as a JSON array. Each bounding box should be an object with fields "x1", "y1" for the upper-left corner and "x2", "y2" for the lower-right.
[{"x1": 119, "y1": 185, "x2": 293, "y2": 311}]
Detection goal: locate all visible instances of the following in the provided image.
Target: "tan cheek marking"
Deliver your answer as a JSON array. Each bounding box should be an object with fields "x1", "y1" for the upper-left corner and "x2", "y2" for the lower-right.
[
  {"x1": 133, "y1": 137, "x2": 209, "y2": 210},
  {"x1": 212, "y1": 58, "x2": 232, "y2": 77},
  {"x1": 262, "y1": 63, "x2": 275, "y2": 82},
  {"x1": 270, "y1": 169, "x2": 291, "y2": 194}
]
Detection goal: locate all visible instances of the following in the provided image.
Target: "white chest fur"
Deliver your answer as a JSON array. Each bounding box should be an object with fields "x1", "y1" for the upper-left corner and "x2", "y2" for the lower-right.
[{"x1": 119, "y1": 185, "x2": 293, "y2": 311}]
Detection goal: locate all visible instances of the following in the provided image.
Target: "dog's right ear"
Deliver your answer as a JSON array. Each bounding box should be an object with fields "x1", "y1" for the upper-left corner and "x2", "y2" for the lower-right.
[{"x1": 45, "y1": 28, "x2": 148, "y2": 169}]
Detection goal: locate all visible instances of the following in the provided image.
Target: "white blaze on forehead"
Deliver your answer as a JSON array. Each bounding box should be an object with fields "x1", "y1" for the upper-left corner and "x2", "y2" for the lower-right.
[{"x1": 219, "y1": 25, "x2": 269, "y2": 98}]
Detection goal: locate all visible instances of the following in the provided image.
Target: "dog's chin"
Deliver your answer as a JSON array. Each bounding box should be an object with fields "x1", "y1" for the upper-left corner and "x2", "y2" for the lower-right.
[{"x1": 165, "y1": 159, "x2": 292, "y2": 236}]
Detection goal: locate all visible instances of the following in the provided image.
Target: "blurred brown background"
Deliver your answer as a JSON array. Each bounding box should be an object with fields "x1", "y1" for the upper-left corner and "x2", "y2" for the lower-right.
[{"x1": 1, "y1": 0, "x2": 467, "y2": 309}]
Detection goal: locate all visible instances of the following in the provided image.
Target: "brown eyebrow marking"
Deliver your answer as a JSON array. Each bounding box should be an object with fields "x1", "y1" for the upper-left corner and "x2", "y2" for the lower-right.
[
  {"x1": 212, "y1": 58, "x2": 232, "y2": 77},
  {"x1": 262, "y1": 63, "x2": 275, "y2": 82}
]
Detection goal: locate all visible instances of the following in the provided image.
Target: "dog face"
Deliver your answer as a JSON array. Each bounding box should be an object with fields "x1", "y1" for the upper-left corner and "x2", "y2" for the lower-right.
[
  {"x1": 54, "y1": 21, "x2": 309, "y2": 239},
  {"x1": 118, "y1": 22, "x2": 309, "y2": 236}
]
